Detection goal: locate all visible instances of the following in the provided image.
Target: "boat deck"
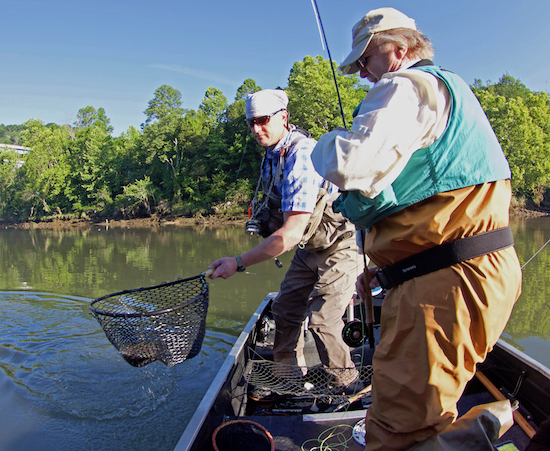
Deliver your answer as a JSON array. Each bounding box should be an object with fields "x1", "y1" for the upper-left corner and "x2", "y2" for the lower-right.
[{"x1": 176, "y1": 293, "x2": 546, "y2": 451}]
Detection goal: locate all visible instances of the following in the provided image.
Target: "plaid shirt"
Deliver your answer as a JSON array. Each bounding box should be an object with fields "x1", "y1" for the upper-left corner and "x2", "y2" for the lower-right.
[{"x1": 262, "y1": 128, "x2": 335, "y2": 213}]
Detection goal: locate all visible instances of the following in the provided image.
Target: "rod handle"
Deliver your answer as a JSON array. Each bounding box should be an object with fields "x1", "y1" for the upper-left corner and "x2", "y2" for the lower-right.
[{"x1": 476, "y1": 370, "x2": 537, "y2": 439}]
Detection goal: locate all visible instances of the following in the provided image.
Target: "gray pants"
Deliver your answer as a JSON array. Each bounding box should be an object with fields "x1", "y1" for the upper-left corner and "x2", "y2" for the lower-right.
[{"x1": 271, "y1": 234, "x2": 360, "y2": 381}]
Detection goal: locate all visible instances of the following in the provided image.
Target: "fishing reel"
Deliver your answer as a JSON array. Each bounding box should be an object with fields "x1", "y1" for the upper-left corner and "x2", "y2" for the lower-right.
[
  {"x1": 245, "y1": 219, "x2": 261, "y2": 236},
  {"x1": 342, "y1": 320, "x2": 368, "y2": 347}
]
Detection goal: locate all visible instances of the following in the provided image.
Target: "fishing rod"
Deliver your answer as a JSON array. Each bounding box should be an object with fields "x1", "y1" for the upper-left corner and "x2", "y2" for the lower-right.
[
  {"x1": 310, "y1": 0, "x2": 347, "y2": 129},
  {"x1": 521, "y1": 236, "x2": 550, "y2": 269},
  {"x1": 310, "y1": 1, "x2": 375, "y2": 349}
]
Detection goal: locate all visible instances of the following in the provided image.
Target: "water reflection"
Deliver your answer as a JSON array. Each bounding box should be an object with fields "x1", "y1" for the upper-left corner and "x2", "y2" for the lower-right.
[
  {"x1": 501, "y1": 218, "x2": 550, "y2": 366},
  {"x1": 0, "y1": 291, "x2": 235, "y2": 451},
  {"x1": 1, "y1": 219, "x2": 550, "y2": 450},
  {"x1": 0, "y1": 224, "x2": 291, "y2": 321},
  {"x1": 0, "y1": 224, "x2": 292, "y2": 451}
]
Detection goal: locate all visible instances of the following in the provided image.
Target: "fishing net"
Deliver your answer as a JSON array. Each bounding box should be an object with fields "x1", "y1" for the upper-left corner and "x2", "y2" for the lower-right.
[
  {"x1": 89, "y1": 274, "x2": 209, "y2": 367},
  {"x1": 247, "y1": 359, "x2": 373, "y2": 404}
]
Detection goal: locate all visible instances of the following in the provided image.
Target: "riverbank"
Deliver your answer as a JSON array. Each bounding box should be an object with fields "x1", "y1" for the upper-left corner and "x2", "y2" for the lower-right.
[
  {"x1": 1, "y1": 203, "x2": 549, "y2": 230},
  {"x1": 0, "y1": 213, "x2": 248, "y2": 230}
]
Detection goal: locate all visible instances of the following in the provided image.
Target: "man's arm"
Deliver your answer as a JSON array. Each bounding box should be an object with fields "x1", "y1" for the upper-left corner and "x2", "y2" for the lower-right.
[
  {"x1": 312, "y1": 73, "x2": 445, "y2": 197},
  {"x1": 208, "y1": 211, "x2": 311, "y2": 279}
]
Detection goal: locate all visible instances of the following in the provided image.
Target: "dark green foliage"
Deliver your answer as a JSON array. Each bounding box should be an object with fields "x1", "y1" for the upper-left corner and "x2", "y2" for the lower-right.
[
  {"x1": 0, "y1": 123, "x2": 27, "y2": 145},
  {"x1": 1, "y1": 60, "x2": 548, "y2": 221},
  {"x1": 472, "y1": 74, "x2": 550, "y2": 204}
]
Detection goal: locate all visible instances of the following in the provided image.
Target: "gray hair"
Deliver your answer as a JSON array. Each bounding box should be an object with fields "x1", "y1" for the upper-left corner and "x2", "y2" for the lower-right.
[{"x1": 371, "y1": 28, "x2": 434, "y2": 60}]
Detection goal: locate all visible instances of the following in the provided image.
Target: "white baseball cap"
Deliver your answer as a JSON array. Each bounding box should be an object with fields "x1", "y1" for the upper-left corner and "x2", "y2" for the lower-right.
[{"x1": 245, "y1": 89, "x2": 289, "y2": 120}]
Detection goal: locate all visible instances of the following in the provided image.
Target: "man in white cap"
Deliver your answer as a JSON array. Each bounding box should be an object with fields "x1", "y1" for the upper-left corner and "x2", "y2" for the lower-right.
[
  {"x1": 209, "y1": 89, "x2": 361, "y2": 395},
  {"x1": 312, "y1": 7, "x2": 522, "y2": 451}
]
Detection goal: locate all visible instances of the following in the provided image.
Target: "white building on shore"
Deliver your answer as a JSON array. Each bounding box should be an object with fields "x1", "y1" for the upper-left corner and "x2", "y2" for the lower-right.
[{"x1": 0, "y1": 143, "x2": 30, "y2": 168}]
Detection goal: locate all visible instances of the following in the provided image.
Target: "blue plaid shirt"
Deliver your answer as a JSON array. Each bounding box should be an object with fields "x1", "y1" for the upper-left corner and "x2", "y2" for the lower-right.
[{"x1": 262, "y1": 128, "x2": 335, "y2": 213}]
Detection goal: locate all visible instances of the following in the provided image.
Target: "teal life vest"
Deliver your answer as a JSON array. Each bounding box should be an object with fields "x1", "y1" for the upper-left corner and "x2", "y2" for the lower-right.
[{"x1": 333, "y1": 65, "x2": 511, "y2": 230}]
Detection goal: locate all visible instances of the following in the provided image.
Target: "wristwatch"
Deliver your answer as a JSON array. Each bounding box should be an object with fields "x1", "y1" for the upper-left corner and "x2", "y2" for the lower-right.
[{"x1": 235, "y1": 255, "x2": 246, "y2": 272}]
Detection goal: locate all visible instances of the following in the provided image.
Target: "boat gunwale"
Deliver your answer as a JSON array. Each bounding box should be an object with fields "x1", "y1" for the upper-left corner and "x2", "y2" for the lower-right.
[
  {"x1": 495, "y1": 339, "x2": 550, "y2": 380},
  {"x1": 173, "y1": 292, "x2": 277, "y2": 451}
]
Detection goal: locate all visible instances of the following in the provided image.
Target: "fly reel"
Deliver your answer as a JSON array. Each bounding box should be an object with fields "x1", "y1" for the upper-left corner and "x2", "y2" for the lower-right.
[{"x1": 342, "y1": 320, "x2": 367, "y2": 347}]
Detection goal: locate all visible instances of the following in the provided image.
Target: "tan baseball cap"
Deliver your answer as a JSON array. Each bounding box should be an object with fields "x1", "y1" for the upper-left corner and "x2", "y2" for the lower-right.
[{"x1": 339, "y1": 7, "x2": 417, "y2": 75}]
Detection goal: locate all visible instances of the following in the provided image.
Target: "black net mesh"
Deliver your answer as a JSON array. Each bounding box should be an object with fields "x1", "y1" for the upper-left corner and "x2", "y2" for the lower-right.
[
  {"x1": 89, "y1": 274, "x2": 209, "y2": 367},
  {"x1": 247, "y1": 360, "x2": 373, "y2": 403}
]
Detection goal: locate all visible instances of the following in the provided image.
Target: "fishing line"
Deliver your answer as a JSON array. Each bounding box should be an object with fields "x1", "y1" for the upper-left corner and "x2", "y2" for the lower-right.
[
  {"x1": 301, "y1": 423, "x2": 354, "y2": 451},
  {"x1": 521, "y1": 236, "x2": 550, "y2": 269},
  {"x1": 310, "y1": 0, "x2": 347, "y2": 129}
]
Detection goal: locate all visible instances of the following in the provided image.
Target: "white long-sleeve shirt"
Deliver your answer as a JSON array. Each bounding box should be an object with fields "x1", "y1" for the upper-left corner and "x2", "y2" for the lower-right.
[{"x1": 312, "y1": 61, "x2": 452, "y2": 199}]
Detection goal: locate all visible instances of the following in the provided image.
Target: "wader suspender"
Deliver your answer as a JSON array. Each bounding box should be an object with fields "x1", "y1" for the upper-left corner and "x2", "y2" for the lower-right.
[
  {"x1": 375, "y1": 227, "x2": 515, "y2": 290},
  {"x1": 298, "y1": 179, "x2": 331, "y2": 249}
]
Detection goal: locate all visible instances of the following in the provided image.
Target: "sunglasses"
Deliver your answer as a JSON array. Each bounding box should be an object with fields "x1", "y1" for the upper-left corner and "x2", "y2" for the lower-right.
[
  {"x1": 356, "y1": 55, "x2": 368, "y2": 70},
  {"x1": 355, "y1": 43, "x2": 385, "y2": 70},
  {"x1": 246, "y1": 109, "x2": 284, "y2": 128}
]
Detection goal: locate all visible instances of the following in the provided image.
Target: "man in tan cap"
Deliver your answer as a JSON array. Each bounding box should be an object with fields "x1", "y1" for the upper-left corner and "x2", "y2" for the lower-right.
[
  {"x1": 312, "y1": 7, "x2": 522, "y2": 450},
  {"x1": 209, "y1": 89, "x2": 362, "y2": 395}
]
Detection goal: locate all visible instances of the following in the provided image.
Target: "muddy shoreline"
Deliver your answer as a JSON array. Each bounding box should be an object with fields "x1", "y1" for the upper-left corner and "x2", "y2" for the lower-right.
[
  {"x1": 0, "y1": 214, "x2": 248, "y2": 230},
  {"x1": 1, "y1": 206, "x2": 548, "y2": 230}
]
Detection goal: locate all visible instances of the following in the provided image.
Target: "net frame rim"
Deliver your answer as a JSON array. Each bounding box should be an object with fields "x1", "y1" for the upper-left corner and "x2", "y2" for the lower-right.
[{"x1": 89, "y1": 273, "x2": 208, "y2": 318}]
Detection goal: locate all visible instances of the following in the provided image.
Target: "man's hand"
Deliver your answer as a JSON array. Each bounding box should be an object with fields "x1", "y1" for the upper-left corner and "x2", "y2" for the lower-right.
[
  {"x1": 207, "y1": 211, "x2": 311, "y2": 281},
  {"x1": 208, "y1": 257, "x2": 238, "y2": 280},
  {"x1": 357, "y1": 266, "x2": 379, "y2": 299}
]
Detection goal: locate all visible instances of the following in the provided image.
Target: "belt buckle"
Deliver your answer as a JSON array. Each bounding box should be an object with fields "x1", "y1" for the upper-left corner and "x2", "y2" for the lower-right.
[{"x1": 375, "y1": 268, "x2": 391, "y2": 290}]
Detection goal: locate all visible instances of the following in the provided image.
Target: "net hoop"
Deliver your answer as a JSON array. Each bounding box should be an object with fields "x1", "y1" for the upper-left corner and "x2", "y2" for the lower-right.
[
  {"x1": 89, "y1": 273, "x2": 209, "y2": 367},
  {"x1": 90, "y1": 274, "x2": 207, "y2": 318}
]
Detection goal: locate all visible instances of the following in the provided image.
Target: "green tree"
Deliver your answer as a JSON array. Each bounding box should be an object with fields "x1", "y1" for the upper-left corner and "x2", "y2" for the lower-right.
[
  {"x1": 473, "y1": 79, "x2": 550, "y2": 204},
  {"x1": 142, "y1": 85, "x2": 186, "y2": 128},
  {"x1": 111, "y1": 125, "x2": 146, "y2": 189},
  {"x1": 0, "y1": 149, "x2": 24, "y2": 216},
  {"x1": 286, "y1": 55, "x2": 368, "y2": 139},
  {"x1": 121, "y1": 175, "x2": 157, "y2": 215},
  {"x1": 66, "y1": 124, "x2": 118, "y2": 212},
  {"x1": 199, "y1": 87, "x2": 228, "y2": 126},
  {"x1": 0, "y1": 124, "x2": 27, "y2": 145},
  {"x1": 140, "y1": 108, "x2": 210, "y2": 206},
  {"x1": 473, "y1": 74, "x2": 539, "y2": 104},
  {"x1": 234, "y1": 78, "x2": 262, "y2": 102},
  {"x1": 20, "y1": 120, "x2": 72, "y2": 216},
  {"x1": 74, "y1": 106, "x2": 114, "y2": 134}
]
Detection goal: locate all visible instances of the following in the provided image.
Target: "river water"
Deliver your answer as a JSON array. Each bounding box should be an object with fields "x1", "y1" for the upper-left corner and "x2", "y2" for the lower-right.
[{"x1": 1, "y1": 218, "x2": 549, "y2": 450}]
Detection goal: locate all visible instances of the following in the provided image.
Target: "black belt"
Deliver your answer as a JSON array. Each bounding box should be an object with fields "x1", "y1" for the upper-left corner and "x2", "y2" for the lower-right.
[{"x1": 375, "y1": 227, "x2": 514, "y2": 290}]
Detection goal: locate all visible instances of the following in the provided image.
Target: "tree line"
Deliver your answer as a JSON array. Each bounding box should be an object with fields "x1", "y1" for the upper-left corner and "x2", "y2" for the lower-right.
[{"x1": 1, "y1": 55, "x2": 549, "y2": 223}]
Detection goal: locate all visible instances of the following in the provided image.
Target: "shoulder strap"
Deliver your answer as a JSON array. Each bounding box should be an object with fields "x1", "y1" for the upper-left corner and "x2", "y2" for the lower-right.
[
  {"x1": 299, "y1": 179, "x2": 331, "y2": 249},
  {"x1": 287, "y1": 125, "x2": 311, "y2": 148},
  {"x1": 280, "y1": 125, "x2": 311, "y2": 158},
  {"x1": 410, "y1": 59, "x2": 435, "y2": 68}
]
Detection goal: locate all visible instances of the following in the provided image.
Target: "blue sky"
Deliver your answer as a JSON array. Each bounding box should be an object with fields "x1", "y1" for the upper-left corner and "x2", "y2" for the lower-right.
[{"x1": 3, "y1": 0, "x2": 550, "y2": 136}]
